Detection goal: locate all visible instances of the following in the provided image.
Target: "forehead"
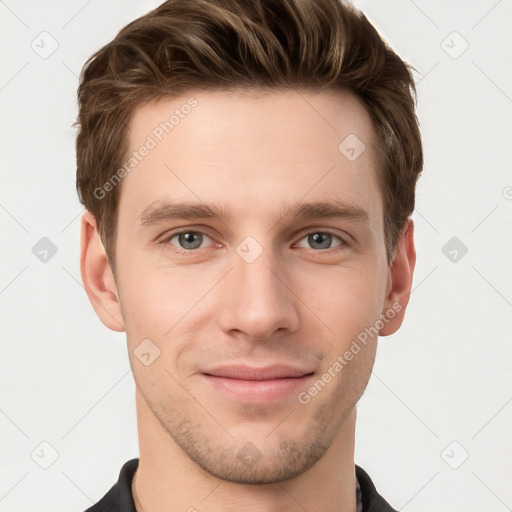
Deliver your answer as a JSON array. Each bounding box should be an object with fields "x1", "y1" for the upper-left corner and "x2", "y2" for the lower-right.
[{"x1": 119, "y1": 88, "x2": 382, "y2": 228}]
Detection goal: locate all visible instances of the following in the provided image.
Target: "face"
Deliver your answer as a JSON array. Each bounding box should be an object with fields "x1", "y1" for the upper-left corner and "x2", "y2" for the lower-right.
[{"x1": 82, "y1": 88, "x2": 413, "y2": 484}]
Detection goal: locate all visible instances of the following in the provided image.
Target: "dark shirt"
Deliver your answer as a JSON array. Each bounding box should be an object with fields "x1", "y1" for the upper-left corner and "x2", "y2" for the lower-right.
[{"x1": 83, "y1": 458, "x2": 397, "y2": 512}]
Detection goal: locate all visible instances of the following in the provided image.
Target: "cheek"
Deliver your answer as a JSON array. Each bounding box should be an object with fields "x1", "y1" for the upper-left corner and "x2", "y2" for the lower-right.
[
  {"x1": 119, "y1": 253, "x2": 208, "y2": 328},
  {"x1": 118, "y1": 261, "x2": 221, "y2": 372},
  {"x1": 298, "y1": 262, "x2": 387, "y2": 343}
]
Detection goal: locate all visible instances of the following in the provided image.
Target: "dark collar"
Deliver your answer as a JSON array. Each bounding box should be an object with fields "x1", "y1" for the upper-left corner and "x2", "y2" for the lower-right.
[
  {"x1": 355, "y1": 465, "x2": 398, "y2": 512},
  {"x1": 84, "y1": 458, "x2": 397, "y2": 512}
]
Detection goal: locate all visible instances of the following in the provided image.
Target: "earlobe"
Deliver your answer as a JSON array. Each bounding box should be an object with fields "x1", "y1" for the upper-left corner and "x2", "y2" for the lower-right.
[
  {"x1": 379, "y1": 219, "x2": 416, "y2": 336},
  {"x1": 80, "y1": 211, "x2": 125, "y2": 332}
]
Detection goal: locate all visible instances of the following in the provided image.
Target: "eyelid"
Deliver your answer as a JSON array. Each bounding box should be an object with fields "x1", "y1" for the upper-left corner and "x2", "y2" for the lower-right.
[
  {"x1": 160, "y1": 227, "x2": 351, "y2": 253},
  {"x1": 293, "y1": 229, "x2": 350, "y2": 249},
  {"x1": 162, "y1": 229, "x2": 218, "y2": 249}
]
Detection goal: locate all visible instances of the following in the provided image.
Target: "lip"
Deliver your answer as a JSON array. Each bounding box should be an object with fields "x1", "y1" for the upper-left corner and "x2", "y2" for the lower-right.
[
  {"x1": 203, "y1": 364, "x2": 314, "y2": 380},
  {"x1": 201, "y1": 364, "x2": 315, "y2": 403}
]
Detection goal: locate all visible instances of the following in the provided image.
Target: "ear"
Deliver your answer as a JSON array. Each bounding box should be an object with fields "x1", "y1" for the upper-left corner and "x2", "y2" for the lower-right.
[
  {"x1": 379, "y1": 218, "x2": 416, "y2": 336},
  {"x1": 80, "y1": 211, "x2": 125, "y2": 332}
]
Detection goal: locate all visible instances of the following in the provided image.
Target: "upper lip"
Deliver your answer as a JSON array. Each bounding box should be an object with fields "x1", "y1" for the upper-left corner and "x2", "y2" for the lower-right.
[{"x1": 202, "y1": 364, "x2": 314, "y2": 380}]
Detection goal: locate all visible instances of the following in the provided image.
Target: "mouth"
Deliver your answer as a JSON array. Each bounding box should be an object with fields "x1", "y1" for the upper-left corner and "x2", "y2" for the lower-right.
[{"x1": 201, "y1": 364, "x2": 315, "y2": 403}]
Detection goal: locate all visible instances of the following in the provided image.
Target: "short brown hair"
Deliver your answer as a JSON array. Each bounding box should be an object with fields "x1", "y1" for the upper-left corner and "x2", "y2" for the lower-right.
[{"x1": 76, "y1": 0, "x2": 423, "y2": 275}]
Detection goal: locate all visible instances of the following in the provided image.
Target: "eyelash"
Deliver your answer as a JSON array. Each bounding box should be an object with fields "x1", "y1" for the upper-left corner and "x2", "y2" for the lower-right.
[{"x1": 160, "y1": 229, "x2": 350, "y2": 255}]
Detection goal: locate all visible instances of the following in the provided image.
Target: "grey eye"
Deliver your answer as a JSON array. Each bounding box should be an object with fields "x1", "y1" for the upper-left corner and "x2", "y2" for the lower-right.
[
  {"x1": 296, "y1": 232, "x2": 343, "y2": 250},
  {"x1": 171, "y1": 232, "x2": 207, "y2": 250}
]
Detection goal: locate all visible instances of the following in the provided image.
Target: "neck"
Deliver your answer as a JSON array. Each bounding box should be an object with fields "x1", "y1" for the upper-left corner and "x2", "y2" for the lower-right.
[{"x1": 132, "y1": 390, "x2": 357, "y2": 512}]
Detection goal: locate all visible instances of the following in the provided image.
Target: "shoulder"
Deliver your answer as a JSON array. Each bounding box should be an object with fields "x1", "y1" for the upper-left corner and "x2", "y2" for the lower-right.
[
  {"x1": 355, "y1": 465, "x2": 398, "y2": 512},
  {"x1": 82, "y1": 458, "x2": 139, "y2": 512}
]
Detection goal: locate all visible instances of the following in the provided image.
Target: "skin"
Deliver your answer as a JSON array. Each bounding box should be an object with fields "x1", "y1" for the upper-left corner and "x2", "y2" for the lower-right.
[{"x1": 80, "y1": 88, "x2": 415, "y2": 512}]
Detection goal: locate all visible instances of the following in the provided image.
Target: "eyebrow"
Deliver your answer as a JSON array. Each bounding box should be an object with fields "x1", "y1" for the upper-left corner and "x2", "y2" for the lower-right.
[{"x1": 136, "y1": 199, "x2": 369, "y2": 229}]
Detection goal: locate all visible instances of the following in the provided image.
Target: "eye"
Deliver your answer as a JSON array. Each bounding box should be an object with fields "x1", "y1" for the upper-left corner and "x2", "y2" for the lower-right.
[
  {"x1": 166, "y1": 231, "x2": 213, "y2": 251},
  {"x1": 296, "y1": 232, "x2": 346, "y2": 250}
]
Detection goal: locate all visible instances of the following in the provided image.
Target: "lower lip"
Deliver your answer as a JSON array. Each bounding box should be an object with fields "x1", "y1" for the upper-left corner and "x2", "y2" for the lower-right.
[{"x1": 202, "y1": 373, "x2": 315, "y2": 403}]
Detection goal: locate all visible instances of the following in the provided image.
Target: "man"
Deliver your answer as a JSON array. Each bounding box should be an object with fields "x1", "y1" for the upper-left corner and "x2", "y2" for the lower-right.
[{"x1": 76, "y1": 0, "x2": 422, "y2": 510}]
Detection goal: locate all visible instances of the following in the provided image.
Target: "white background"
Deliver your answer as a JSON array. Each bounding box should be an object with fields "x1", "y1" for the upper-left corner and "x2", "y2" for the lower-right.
[{"x1": 1, "y1": 1, "x2": 511, "y2": 511}]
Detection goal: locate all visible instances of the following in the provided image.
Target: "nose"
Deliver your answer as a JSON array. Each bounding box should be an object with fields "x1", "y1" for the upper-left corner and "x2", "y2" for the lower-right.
[{"x1": 216, "y1": 243, "x2": 300, "y2": 342}]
